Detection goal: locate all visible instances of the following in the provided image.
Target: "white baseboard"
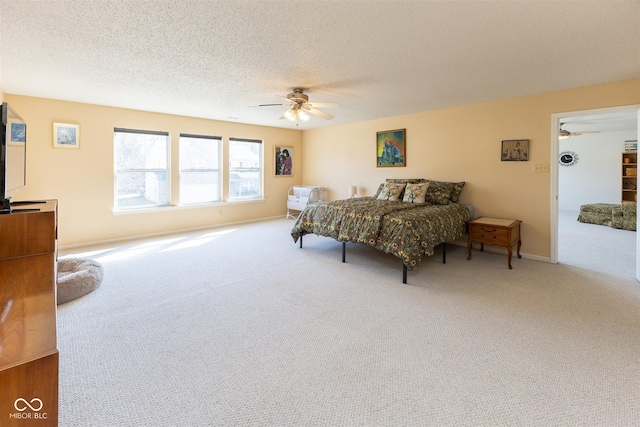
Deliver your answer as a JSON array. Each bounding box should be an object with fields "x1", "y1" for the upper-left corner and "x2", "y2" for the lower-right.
[{"x1": 448, "y1": 240, "x2": 551, "y2": 263}]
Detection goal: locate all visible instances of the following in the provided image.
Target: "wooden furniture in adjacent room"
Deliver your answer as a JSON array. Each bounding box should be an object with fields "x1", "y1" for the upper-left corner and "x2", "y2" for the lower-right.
[
  {"x1": 467, "y1": 216, "x2": 521, "y2": 269},
  {"x1": 0, "y1": 200, "x2": 58, "y2": 426},
  {"x1": 622, "y1": 151, "x2": 637, "y2": 202}
]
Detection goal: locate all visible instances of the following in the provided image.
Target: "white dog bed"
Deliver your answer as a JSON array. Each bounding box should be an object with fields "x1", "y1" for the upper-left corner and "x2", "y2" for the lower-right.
[{"x1": 57, "y1": 258, "x2": 104, "y2": 304}]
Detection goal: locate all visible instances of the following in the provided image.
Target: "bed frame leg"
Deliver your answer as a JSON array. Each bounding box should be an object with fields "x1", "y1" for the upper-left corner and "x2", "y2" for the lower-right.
[
  {"x1": 442, "y1": 243, "x2": 446, "y2": 264},
  {"x1": 403, "y1": 264, "x2": 407, "y2": 284},
  {"x1": 299, "y1": 235, "x2": 303, "y2": 248},
  {"x1": 342, "y1": 242, "x2": 346, "y2": 262}
]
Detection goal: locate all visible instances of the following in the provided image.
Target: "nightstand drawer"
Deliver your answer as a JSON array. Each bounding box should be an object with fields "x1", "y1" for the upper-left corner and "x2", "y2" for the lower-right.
[{"x1": 469, "y1": 226, "x2": 509, "y2": 243}]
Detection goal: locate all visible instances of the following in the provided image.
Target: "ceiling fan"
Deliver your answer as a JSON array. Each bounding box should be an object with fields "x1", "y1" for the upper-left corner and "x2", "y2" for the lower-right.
[
  {"x1": 559, "y1": 123, "x2": 601, "y2": 139},
  {"x1": 252, "y1": 88, "x2": 341, "y2": 122}
]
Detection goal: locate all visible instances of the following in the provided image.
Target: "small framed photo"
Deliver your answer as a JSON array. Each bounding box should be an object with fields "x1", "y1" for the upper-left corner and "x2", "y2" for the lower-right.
[
  {"x1": 53, "y1": 123, "x2": 80, "y2": 149},
  {"x1": 8, "y1": 119, "x2": 26, "y2": 146},
  {"x1": 501, "y1": 139, "x2": 529, "y2": 161},
  {"x1": 376, "y1": 129, "x2": 406, "y2": 167},
  {"x1": 274, "y1": 146, "x2": 293, "y2": 176}
]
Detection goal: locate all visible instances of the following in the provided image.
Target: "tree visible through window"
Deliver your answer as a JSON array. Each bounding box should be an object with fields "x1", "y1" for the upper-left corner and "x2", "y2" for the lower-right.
[
  {"x1": 179, "y1": 134, "x2": 221, "y2": 204},
  {"x1": 229, "y1": 138, "x2": 262, "y2": 199},
  {"x1": 114, "y1": 128, "x2": 169, "y2": 209}
]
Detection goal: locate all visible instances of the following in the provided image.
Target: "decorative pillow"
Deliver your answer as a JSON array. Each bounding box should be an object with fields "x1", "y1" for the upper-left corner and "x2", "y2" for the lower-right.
[
  {"x1": 376, "y1": 183, "x2": 407, "y2": 201},
  {"x1": 402, "y1": 182, "x2": 429, "y2": 203},
  {"x1": 448, "y1": 181, "x2": 466, "y2": 203},
  {"x1": 373, "y1": 183, "x2": 386, "y2": 198},
  {"x1": 424, "y1": 181, "x2": 453, "y2": 205},
  {"x1": 385, "y1": 178, "x2": 426, "y2": 185},
  {"x1": 374, "y1": 179, "x2": 427, "y2": 199}
]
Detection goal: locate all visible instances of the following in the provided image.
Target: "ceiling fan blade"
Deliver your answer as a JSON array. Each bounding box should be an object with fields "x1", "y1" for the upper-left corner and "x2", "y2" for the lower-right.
[
  {"x1": 307, "y1": 102, "x2": 342, "y2": 109},
  {"x1": 249, "y1": 103, "x2": 290, "y2": 107},
  {"x1": 571, "y1": 130, "x2": 601, "y2": 136},
  {"x1": 307, "y1": 107, "x2": 334, "y2": 120}
]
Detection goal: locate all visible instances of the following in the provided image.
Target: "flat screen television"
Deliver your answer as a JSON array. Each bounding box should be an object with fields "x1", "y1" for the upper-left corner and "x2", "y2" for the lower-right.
[{"x1": 0, "y1": 102, "x2": 27, "y2": 213}]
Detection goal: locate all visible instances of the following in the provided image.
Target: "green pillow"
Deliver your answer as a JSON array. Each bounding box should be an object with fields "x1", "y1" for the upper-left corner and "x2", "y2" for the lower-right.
[
  {"x1": 449, "y1": 181, "x2": 466, "y2": 203},
  {"x1": 424, "y1": 181, "x2": 453, "y2": 205},
  {"x1": 423, "y1": 180, "x2": 466, "y2": 204},
  {"x1": 373, "y1": 183, "x2": 386, "y2": 198},
  {"x1": 385, "y1": 178, "x2": 426, "y2": 185}
]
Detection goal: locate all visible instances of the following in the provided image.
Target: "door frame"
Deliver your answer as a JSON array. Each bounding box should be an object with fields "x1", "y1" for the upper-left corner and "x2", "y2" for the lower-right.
[{"x1": 550, "y1": 104, "x2": 640, "y2": 279}]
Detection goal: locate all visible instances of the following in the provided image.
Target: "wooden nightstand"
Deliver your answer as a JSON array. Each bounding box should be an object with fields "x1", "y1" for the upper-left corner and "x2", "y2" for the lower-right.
[{"x1": 467, "y1": 217, "x2": 522, "y2": 269}]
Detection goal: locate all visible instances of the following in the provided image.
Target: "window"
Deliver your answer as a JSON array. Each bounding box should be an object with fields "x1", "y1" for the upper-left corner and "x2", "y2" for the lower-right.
[
  {"x1": 229, "y1": 138, "x2": 262, "y2": 199},
  {"x1": 179, "y1": 134, "x2": 221, "y2": 205},
  {"x1": 114, "y1": 128, "x2": 169, "y2": 209}
]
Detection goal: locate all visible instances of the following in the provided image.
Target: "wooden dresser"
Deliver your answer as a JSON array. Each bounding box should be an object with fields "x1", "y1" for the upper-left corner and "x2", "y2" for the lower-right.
[{"x1": 0, "y1": 200, "x2": 58, "y2": 426}]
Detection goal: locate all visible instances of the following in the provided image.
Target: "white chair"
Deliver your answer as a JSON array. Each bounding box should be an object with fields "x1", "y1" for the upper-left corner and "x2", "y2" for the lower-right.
[{"x1": 286, "y1": 186, "x2": 322, "y2": 219}]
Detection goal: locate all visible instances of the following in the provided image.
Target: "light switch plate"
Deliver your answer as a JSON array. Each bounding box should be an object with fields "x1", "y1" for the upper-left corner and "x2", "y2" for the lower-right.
[{"x1": 533, "y1": 163, "x2": 549, "y2": 173}]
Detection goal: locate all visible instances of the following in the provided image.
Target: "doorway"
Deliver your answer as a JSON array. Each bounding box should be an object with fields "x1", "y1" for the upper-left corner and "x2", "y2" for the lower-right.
[{"x1": 551, "y1": 105, "x2": 640, "y2": 279}]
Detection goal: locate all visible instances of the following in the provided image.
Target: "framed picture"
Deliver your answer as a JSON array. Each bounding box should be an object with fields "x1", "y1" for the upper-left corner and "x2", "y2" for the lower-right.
[
  {"x1": 376, "y1": 129, "x2": 406, "y2": 167},
  {"x1": 274, "y1": 146, "x2": 293, "y2": 176},
  {"x1": 8, "y1": 119, "x2": 26, "y2": 146},
  {"x1": 501, "y1": 139, "x2": 529, "y2": 161},
  {"x1": 53, "y1": 123, "x2": 80, "y2": 149}
]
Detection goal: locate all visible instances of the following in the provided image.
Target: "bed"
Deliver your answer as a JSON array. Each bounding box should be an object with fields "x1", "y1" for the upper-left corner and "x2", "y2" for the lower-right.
[{"x1": 290, "y1": 179, "x2": 471, "y2": 283}]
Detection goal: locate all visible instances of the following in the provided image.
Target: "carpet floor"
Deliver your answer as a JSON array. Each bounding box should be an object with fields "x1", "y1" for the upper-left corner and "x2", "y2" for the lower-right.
[
  {"x1": 57, "y1": 218, "x2": 640, "y2": 426},
  {"x1": 558, "y1": 209, "x2": 636, "y2": 279}
]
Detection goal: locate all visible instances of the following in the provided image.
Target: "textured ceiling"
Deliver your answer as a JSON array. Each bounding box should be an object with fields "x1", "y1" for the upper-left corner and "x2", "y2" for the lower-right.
[{"x1": 0, "y1": 0, "x2": 638, "y2": 130}]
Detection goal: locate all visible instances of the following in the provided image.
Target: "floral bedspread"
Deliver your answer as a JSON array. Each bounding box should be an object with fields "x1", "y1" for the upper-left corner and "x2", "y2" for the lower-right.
[
  {"x1": 291, "y1": 197, "x2": 470, "y2": 270},
  {"x1": 371, "y1": 202, "x2": 470, "y2": 269}
]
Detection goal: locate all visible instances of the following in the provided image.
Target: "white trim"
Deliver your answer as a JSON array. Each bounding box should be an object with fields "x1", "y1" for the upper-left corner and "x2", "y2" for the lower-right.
[
  {"x1": 449, "y1": 241, "x2": 550, "y2": 263},
  {"x1": 636, "y1": 108, "x2": 640, "y2": 281}
]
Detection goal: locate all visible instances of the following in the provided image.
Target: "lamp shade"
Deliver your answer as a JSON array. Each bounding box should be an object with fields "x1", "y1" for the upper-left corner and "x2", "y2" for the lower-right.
[{"x1": 349, "y1": 185, "x2": 358, "y2": 197}]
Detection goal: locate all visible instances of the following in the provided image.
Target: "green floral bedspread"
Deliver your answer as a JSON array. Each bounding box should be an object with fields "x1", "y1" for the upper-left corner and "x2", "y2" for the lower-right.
[{"x1": 291, "y1": 197, "x2": 470, "y2": 270}]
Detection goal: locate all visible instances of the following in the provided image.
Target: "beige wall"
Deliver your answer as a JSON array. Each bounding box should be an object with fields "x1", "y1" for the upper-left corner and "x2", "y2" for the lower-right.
[
  {"x1": 5, "y1": 79, "x2": 639, "y2": 252},
  {"x1": 302, "y1": 79, "x2": 640, "y2": 260},
  {"x1": 5, "y1": 95, "x2": 303, "y2": 246}
]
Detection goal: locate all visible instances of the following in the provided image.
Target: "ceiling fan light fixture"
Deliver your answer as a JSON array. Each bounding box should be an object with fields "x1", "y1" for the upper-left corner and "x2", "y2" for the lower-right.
[
  {"x1": 255, "y1": 88, "x2": 341, "y2": 123},
  {"x1": 298, "y1": 110, "x2": 310, "y2": 122},
  {"x1": 284, "y1": 109, "x2": 296, "y2": 122}
]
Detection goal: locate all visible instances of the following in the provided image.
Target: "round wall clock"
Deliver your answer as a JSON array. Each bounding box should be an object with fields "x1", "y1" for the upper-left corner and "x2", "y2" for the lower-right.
[{"x1": 559, "y1": 151, "x2": 578, "y2": 166}]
